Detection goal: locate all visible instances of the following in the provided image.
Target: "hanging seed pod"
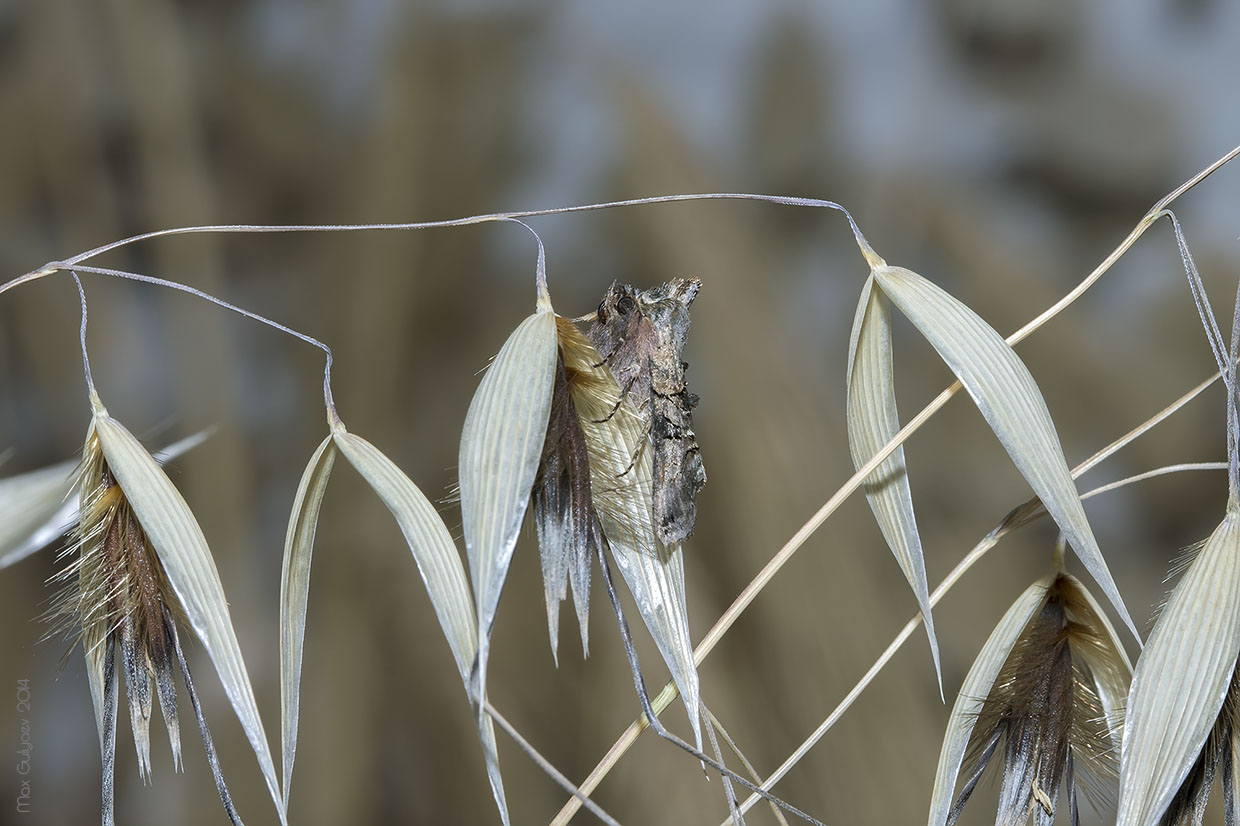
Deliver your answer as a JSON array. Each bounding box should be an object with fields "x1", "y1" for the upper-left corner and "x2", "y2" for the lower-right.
[
  {"x1": 930, "y1": 559, "x2": 1130, "y2": 826},
  {"x1": 57, "y1": 398, "x2": 285, "y2": 826}
]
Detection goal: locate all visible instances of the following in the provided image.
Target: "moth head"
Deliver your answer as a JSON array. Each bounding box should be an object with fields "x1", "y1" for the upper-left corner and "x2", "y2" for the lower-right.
[{"x1": 596, "y1": 281, "x2": 639, "y2": 325}]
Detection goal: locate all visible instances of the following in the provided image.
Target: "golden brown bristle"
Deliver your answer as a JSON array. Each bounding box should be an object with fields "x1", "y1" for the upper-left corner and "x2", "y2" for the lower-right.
[{"x1": 61, "y1": 432, "x2": 183, "y2": 782}]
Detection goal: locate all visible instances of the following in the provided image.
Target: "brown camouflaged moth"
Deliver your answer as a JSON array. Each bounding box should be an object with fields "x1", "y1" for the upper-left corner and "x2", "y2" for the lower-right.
[{"x1": 578, "y1": 277, "x2": 706, "y2": 547}]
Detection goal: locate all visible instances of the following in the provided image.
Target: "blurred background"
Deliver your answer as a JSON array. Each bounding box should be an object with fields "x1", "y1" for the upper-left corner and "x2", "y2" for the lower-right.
[{"x1": 2, "y1": 1, "x2": 1239, "y2": 824}]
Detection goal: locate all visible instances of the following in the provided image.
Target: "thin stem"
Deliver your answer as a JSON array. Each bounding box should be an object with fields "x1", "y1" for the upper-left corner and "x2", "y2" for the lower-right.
[
  {"x1": 1169, "y1": 213, "x2": 1228, "y2": 372},
  {"x1": 704, "y1": 707, "x2": 790, "y2": 826},
  {"x1": 1073, "y1": 372, "x2": 1221, "y2": 479},
  {"x1": 480, "y1": 700, "x2": 625, "y2": 826},
  {"x1": 68, "y1": 264, "x2": 339, "y2": 425},
  {"x1": 0, "y1": 193, "x2": 871, "y2": 298},
  {"x1": 1078, "y1": 463, "x2": 1227, "y2": 500},
  {"x1": 593, "y1": 541, "x2": 827, "y2": 826},
  {"x1": 1007, "y1": 142, "x2": 1240, "y2": 348},
  {"x1": 703, "y1": 709, "x2": 745, "y2": 826},
  {"x1": 1165, "y1": 210, "x2": 1240, "y2": 503},
  {"x1": 499, "y1": 218, "x2": 552, "y2": 311},
  {"x1": 167, "y1": 608, "x2": 245, "y2": 826},
  {"x1": 69, "y1": 272, "x2": 97, "y2": 398},
  {"x1": 1154, "y1": 144, "x2": 1240, "y2": 213}
]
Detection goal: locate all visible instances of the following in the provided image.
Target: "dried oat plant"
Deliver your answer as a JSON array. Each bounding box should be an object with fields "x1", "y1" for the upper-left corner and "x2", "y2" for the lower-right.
[{"x1": 2, "y1": 144, "x2": 1240, "y2": 825}]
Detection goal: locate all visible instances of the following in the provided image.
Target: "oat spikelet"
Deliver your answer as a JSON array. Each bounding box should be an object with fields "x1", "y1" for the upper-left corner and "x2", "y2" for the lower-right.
[
  {"x1": 58, "y1": 427, "x2": 243, "y2": 826},
  {"x1": 936, "y1": 569, "x2": 1131, "y2": 826},
  {"x1": 1119, "y1": 512, "x2": 1240, "y2": 826},
  {"x1": 65, "y1": 431, "x2": 183, "y2": 782}
]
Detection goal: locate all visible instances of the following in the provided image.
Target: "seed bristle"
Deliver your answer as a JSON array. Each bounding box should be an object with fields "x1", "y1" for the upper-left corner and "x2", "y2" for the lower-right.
[
  {"x1": 957, "y1": 574, "x2": 1127, "y2": 825},
  {"x1": 53, "y1": 430, "x2": 185, "y2": 784}
]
